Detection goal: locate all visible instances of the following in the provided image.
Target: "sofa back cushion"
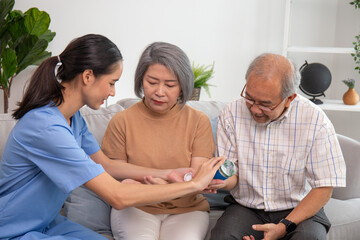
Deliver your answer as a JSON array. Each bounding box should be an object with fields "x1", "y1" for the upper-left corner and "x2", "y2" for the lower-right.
[
  {"x1": 117, "y1": 98, "x2": 227, "y2": 119},
  {"x1": 80, "y1": 104, "x2": 125, "y2": 146}
]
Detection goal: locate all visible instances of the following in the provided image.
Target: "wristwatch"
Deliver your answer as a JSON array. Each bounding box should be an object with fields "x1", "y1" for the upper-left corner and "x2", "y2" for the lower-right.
[{"x1": 279, "y1": 218, "x2": 297, "y2": 233}]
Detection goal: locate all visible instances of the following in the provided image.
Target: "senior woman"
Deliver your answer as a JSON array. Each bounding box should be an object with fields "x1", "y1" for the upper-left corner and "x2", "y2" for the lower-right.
[{"x1": 101, "y1": 42, "x2": 215, "y2": 240}]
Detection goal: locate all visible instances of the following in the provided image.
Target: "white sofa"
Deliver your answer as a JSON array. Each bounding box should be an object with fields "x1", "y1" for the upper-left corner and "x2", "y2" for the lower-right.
[{"x1": 1, "y1": 67, "x2": 360, "y2": 239}]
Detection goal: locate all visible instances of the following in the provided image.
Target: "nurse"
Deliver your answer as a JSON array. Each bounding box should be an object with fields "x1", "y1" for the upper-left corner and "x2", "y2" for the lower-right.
[{"x1": 0, "y1": 34, "x2": 224, "y2": 240}]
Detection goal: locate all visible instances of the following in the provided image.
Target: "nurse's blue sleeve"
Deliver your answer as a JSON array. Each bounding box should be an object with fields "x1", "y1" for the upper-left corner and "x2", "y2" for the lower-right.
[{"x1": 28, "y1": 124, "x2": 104, "y2": 194}]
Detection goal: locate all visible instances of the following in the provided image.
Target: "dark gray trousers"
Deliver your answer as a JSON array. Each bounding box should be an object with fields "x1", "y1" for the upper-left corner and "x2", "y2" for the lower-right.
[{"x1": 210, "y1": 197, "x2": 330, "y2": 240}]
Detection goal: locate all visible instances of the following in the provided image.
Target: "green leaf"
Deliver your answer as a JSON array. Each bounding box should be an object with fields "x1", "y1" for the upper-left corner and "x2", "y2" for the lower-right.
[
  {"x1": 24, "y1": 8, "x2": 50, "y2": 36},
  {"x1": 16, "y1": 35, "x2": 48, "y2": 73},
  {"x1": 0, "y1": 0, "x2": 14, "y2": 28},
  {"x1": 7, "y1": 10, "x2": 26, "y2": 40},
  {"x1": 192, "y1": 62, "x2": 215, "y2": 89},
  {"x1": 1, "y1": 48, "x2": 17, "y2": 89},
  {"x1": 202, "y1": 85, "x2": 211, "y2": 98},
  {"x1": 39, "y1": 29, "x2": 56, "y2": 42},
  {"x1": 0, "y1": 3, "x2": 55, "y2": 99},
  {"x1": 31, "y1": 50, "x2": 51, "y2": 65}
]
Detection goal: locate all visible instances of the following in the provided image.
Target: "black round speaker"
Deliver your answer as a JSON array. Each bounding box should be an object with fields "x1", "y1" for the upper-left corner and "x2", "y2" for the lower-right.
[{"x1": 299, "y1": 61, "x2": 331, "y2": 104}]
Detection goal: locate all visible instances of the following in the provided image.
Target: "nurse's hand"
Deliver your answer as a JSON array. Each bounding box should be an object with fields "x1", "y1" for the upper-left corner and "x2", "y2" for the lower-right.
[{"x1": 191, "y1": 157, "x2": 226, "y2": 191}]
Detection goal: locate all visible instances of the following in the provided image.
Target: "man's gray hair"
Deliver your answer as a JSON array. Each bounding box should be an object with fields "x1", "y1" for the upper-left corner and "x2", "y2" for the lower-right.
[{"x1": 245, "y1": 53, "x2": 300, "y2": 99}]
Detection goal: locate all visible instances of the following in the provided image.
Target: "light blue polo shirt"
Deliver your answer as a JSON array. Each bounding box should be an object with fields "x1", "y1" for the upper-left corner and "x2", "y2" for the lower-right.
[{"x1": 0, "y1": 104, "x2": 105, "y2": 239}]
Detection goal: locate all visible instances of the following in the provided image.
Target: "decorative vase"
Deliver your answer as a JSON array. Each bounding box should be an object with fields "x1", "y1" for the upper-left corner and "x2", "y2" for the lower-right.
[
  {"x1": 342, "y1": 88, "x2": 359, "y2": 105},
  {"x1": 189, "y1": 87, "x2": 201, "y2": 101}
]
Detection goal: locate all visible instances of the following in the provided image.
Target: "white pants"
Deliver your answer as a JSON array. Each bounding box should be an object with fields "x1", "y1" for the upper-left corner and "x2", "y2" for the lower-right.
[{"x1": 110, "y1": 207, "x2": 209, "y2": 240}]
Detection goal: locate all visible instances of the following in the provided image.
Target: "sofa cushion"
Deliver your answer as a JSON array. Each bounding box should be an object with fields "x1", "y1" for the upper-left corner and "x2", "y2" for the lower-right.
[
  {"x1": 324, "y1": 197, "x2": 360, "y2": 240},
  {"x1": 80, "y1": 104, "x2": 125, "y2": 146},
  {"x1": 116, "y1": 98, "x2": 228, "y2": 120},
  {"x1": 64, "y1": 185, "x2": 112, "y2": 237},
  {"x1": 0, "y1": 114, "x2": 17, "y2": 159},
  {"x1": 187, "y1": 100, "x2": 227, "y2": 119}
]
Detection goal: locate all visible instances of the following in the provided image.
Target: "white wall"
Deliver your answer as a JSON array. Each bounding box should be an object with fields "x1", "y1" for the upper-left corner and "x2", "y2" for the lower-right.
[
  {"x1": 9, "y1": 0, "x2": 286, "y2": 105},
  {"x1": 1, "y1": 0, "x2": 359, "y2": 140}
]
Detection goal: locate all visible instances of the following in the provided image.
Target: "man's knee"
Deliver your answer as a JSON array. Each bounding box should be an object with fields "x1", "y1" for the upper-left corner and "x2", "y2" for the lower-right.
[
  {"x1": 288, "y1": 229, "x2": 326, "y2": 240},
  {"x1": 210, "y1": 226, "x2": 237, "y2": 240},
  {"x1": 210, "y1": 224, "x2": 258, "y2": 240}
]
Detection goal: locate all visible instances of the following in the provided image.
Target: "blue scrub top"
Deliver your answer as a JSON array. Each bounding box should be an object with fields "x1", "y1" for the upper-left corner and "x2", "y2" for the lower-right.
[{"x1": 0, "y1": 104, "x2": 104, "y2": 239}]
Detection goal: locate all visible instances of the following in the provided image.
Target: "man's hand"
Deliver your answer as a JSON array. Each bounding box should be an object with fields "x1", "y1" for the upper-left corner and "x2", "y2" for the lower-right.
[
  {"x1": 242, "y1": 223, "x2": 286, "y2": 240},
  {"x1": 206, "y1": 174, "x2": 238, "y2": 192},
  {"x1": 201, "y1": 179, "x2": 226, "y2": 193}
]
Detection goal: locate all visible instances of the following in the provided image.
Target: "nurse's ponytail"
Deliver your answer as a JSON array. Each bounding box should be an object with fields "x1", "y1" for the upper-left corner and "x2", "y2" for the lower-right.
[{"x1": 13, "y1": 34, "x2": 123, "y2": 119}]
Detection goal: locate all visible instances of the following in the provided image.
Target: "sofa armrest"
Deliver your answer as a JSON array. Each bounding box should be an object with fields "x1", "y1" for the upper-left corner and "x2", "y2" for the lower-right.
[{"x1": 332, "y1": 134, "x2": 360, "y2": 200}]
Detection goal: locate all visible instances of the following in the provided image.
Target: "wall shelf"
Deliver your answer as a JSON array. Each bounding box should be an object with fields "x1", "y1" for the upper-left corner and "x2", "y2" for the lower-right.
[
  {"x1": 286, "y1": 46, "x2": 355, "y2": 54},
  {"x1": 282, "y1": 0, "x2": 355, "y2": 56},
  {"x1": 318, "y1": 99, "x2": 360, "y2": 112}
]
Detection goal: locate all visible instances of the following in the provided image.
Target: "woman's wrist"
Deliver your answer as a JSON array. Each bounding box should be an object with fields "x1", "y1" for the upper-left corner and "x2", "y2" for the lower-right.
[{"x1": 162, "y1": 169, "x2": 172, "y2": 180}]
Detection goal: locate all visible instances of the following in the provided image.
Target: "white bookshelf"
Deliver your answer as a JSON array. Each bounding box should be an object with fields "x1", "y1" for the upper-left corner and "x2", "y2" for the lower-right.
[
  {"x1": 286, "y1": 47, "x2": 355, "y2": 54},
  {"x1": 283, "y1": 0, "x2": 359, "y2": 113},
  {"x1": 319, "y1": 99, "x2": 360, "y2": 112}
]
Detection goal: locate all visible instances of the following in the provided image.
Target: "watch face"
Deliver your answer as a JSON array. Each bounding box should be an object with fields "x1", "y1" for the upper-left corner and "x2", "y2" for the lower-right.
[
  {"x1": 288, "y1": 222, "x2": 297, "y2": 232},
  {"x1": 280, "y1": 219, "x2": 297, "y2": 233}
]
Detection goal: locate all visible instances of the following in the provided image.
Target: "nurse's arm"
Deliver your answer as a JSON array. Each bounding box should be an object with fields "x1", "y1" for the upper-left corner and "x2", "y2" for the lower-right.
[{"x1": 83, "y1": 157, "x2": 225, "y2": 210}]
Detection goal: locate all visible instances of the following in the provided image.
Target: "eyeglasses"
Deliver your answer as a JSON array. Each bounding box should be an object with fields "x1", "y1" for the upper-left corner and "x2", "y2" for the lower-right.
[{"x1": 240, "y1": 84, "x2": 285, "y2": 112}]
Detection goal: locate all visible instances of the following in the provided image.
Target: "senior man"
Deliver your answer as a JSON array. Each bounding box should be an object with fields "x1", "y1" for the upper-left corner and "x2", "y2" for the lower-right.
[{"x1": 210, "y1": 53, "x2": 346, "y2": 240}]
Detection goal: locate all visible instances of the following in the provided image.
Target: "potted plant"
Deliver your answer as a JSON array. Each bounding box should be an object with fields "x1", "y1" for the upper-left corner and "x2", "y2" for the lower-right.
[
  {"x1": 0, "y1": 0, "x2": 56, "y2": 113},
  {"x1": 342, "y1": 78, "x2": 359, "y2": 105},
  {"x1": 351, "y1": 34, "x2": 360, "y2": 76},
  {"x1": 350, "y1": 0, "x2": 360, "y2": 9},
  {"x1": 189, "y1": 62, "x2": 215, "y2": 101},
  {"x1": 350, "y1": 1, "x2": 360, "y2": 78}
]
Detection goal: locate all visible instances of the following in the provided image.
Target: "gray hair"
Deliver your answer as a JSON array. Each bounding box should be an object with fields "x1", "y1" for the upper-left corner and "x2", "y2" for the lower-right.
[
  {"x1": 245, "y1": 53, "x2": 300, "y2": 99},
  {"x1": 134, "y1": 42, "x2": 194, "y2": 104}
]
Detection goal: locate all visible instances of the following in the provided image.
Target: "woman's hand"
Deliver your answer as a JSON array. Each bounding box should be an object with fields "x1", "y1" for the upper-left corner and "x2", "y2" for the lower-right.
[
  {"x1": 143, "y1": 176, "x2": 169, "y2": 185},
  {"x1": 121, "y1": 179, "x2": 142, "y2": 184},
  {"x1": 191, "y1": 156, "x2": 226, "y2": 191}
]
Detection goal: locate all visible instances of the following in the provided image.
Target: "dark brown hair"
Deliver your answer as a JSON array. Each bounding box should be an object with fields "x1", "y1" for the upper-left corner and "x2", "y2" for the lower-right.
[{"x1": 13, "y1": 34, "x2": 123, "y2": 119}]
